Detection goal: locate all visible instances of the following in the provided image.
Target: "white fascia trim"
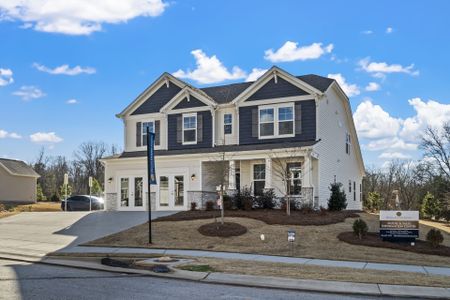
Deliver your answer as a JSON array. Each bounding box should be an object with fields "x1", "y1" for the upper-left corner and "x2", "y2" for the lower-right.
[
  {"x1": 232, "y1": 66, "x2": 323, "y2": 106},
  {"x1": 117, "y1": 73, "x2": 188, "y2": 118},
  {"x1": 166, "y1": 106, "x2": 211, "y2": 115},
  {"x1": 239, "y1": 95, "x2": 314, "y2": 107},
  {"x1": 0, "y1": 162, "x2": 40, "y2": 178},
  {"x1": 160, "y1": 86, "x2": 217, "y2": 113},
  {"x1": 126, "y1": 112, "x2": 164, "y2": 120}
]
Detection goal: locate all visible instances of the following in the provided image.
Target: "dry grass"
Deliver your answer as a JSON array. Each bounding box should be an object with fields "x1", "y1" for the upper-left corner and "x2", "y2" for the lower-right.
[
  {"x1": 420, "y1": 219, "x2": 450, "y2": 234},
  {"x1": 177, "y1": 257, "x2": 450, "y2": 288},
  {"x1": 87, "y1": 212, "x2": 450, "y2": 267},
  {"x1": 0, "y1": 202, "x2": 61, "y2": 218}
]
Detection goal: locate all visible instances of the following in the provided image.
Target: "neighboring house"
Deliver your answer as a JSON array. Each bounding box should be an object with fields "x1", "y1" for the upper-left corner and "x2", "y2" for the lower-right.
[
  {"x1": 0, "y1": 158, "x2": 40, "y2": 203},
  {"x1": 101, "y1": 66, "x2": 365, "y2": 211}
]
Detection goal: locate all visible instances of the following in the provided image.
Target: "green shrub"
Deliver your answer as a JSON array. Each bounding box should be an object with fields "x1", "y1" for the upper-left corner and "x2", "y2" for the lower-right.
[
  {"x1": 426, "y1": 229, "x2": 444, "y2": 248},
  {"x1": 232, "y1": 190, "x2": 244, "y2": 210},
  {"x1": 223, "y1": 194, "x2": 233, "y2": 210},
  {"x1": 298, "y1": 202, "x2": 313, "y2": 213},
  {"x1": 440, "y1": 209, "x2": 450, "y2": 222},
  {"x1": 238, "y1": 187, "x2": 254, "y2": 211},
  {"x1": 205, "y1": 201, "x2": 214, "y2": 211},
  {"x1": 421, "y1": 192, "x2": 442, "y2": 219},
  {"x1": 190, "y1": 202, "x2": 197, "y2": 211},
  {"x1": 0, "y1": 204, "x2": 5, "y2": 212},
  {"x1": 280, "y1": 197, "x2": 297, "y2": 212},
  {"x1": 36, "y1": 184, "x2": 47, "y2": 201},
  {"x1": 352, "y1": 219, "x2": 368, "y2": 240},
  {"x1": 367, "y1": 192, "x2": 382, "y2": 211},
  {"x1": 327, "y1": 182, "x2": 347, "y2": 211},
  {"x1": 254, "y1": 188, "x2": 276, "y2": 209}
]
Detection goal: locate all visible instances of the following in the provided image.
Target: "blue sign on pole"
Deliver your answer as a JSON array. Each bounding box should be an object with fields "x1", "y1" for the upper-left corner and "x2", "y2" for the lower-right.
[{"x1": 147, "y1": 131, "x2": 157, "y2": 185}]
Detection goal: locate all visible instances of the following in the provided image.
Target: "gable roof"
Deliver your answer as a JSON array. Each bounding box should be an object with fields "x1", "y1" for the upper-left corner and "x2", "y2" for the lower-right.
[{"x1": 0, "y1": 158, "x2": 40, "y2": 178}]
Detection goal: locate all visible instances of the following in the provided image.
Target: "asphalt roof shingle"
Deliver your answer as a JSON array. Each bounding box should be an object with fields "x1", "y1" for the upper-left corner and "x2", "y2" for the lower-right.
[{"x1": 0, "y1": 158, "x2": 40, "y2": 177}]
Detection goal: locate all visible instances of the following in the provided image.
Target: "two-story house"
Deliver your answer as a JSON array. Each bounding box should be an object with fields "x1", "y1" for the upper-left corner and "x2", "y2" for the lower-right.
[{"x1": 101, "y1": 66, "x2": 365, "y2": 211}]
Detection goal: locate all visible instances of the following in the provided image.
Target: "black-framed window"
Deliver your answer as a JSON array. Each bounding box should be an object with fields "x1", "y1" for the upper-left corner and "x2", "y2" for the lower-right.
[
  {"x1": 288, "y1": 162, "x2": 302, "y2": 195},
  {"x1": 346, "y1": 132, "x2": 351, "y2": 155}
]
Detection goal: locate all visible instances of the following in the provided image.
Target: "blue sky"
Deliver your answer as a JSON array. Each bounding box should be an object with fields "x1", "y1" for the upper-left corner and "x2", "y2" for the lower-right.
[{"x1": 0, "y1": 0, "x2": 449, "y2": 167}]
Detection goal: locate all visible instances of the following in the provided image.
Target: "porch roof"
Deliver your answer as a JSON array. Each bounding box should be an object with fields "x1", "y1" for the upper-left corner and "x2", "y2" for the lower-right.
[{"x1": 118, "y1": 140, "x2": 318, "y2": 158}]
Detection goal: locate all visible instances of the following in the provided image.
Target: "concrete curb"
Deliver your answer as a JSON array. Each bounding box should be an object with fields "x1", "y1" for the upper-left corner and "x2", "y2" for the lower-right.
[{"x1": 1, "y1": 253, "x2": 449, "y2": 299}]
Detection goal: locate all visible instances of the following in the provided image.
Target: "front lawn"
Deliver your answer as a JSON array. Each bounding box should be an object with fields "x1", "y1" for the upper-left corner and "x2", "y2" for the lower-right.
[
  {"x1": 86, "y1": 211, "x2": 450, "y2": 267},
  {"x1": 0, "y1": 201, "x2": 62, "y2": 218}
]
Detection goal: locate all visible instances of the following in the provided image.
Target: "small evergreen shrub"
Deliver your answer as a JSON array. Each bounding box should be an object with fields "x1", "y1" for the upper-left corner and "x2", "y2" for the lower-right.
[
  {"x1": 205, "y1": 201, "x2": 214, "y2": 211},
  {"x1": 232, "y1": 190, "x2": 244, "y2": 210},
  {"x1": 426, "y1": 229, "x2": 444, "y2": 248},
  {"x1": 352, "y1": 219, "x2": 368, "y2": 240},
  {"x1": 280, "y1": 197, "x2": 297, "y2": 211},
  {"x1": 367, "y1": 192, "x2": 382, "y2": 211},
  {"x1": 50, "y1": 194, "x2": 60, "y2": 202},
  {"x1": 421, "y1": 192, "x2": 442, "y2": 219},
  {"x1": 190, "y1": 202, "x2": 197, "y2": 211},
  {"x1": 254, "y1": 188, "x2": 276, "y2": 209},
  {"x1": 239, "y1": 187, "x2": 254, "y2": 211},
  {"x1": 319, "y1": 206, "x2": 328, "y2": 215},
  {"x1": 298, "y1": 202, "x2": 314, "y2": 213},
  {"x1": 223, "y1": 194, "x2": 233, "y2": 210},
  {"x1": 327, "y1": 182, "x2": 347, "y2": 211}
]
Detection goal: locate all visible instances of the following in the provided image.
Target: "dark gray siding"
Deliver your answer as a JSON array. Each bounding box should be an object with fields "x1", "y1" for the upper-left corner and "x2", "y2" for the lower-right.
[
  {"x1": 131, "y1": 83, "x2": 182, "y2": 115},
  {"x1": 168, "y1": 111, "x2": 212, "y2": 150},
  {"x1": 246, "y1": 77, "x2": 309, "y2": 101},
  {"x1": 173, "y1": 96, "x2": 207, "y2": 110},
  {"x1": 239, "y1": 100, "x2": 316, "y2": 145}
]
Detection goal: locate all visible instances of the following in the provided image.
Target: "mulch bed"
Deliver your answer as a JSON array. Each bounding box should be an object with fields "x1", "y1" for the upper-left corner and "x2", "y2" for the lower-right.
[
  {"x1": 198, "y1": 222, "x2": 248, "y2": 237},
  {"x1": 154, "y1": 209, "x2": 359, "y2": 226},
  {"x1": 338, "y1": 232, "x2": 450, "y2": 257}
]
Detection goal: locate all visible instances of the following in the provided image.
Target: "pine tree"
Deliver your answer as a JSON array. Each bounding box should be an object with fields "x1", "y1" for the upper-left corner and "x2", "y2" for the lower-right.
[
  {"x1": 36, "y1": 184, "x2": 47, "y2": 201},
  {"x1": 327, "y1": 182, "x2": 348, "y2": 211},
  {"x1": 421, "y1": 192, "x2": 441, "y2": 219}
]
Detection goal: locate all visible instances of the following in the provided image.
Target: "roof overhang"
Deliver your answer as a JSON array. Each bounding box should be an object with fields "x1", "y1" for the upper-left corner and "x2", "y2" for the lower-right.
[
  {"x1": 160, "y1": 86, "x2": 218, "y2": 113},
  {"x1": 0, "y1": 161, "x2": 40, "y2": 178}
]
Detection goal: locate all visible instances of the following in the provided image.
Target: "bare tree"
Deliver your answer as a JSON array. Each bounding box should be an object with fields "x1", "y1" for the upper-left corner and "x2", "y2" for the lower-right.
[
  {"x1": 73, "y1": 141, "x2": 107, "y2": 194},
  {"x1": 420, "y1": 122, "x2": 450, "y2": 179}
]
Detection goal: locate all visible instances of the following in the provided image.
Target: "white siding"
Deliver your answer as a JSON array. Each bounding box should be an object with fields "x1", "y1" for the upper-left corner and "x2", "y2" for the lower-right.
[
  {"x1": 314, "y1": 86, "x2": 364, "y2": 210},
  {"x1": 214, "y1": 107, "x2": 238, "y2": 145},
  {"x1": 124, "y1": 114, "x2": 167, "y2": 152}
]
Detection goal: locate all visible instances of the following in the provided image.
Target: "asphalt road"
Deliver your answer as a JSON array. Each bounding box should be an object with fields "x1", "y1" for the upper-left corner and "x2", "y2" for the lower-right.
[{"x1": 0, "y1": 259, "x2": 402, "y2": 300}]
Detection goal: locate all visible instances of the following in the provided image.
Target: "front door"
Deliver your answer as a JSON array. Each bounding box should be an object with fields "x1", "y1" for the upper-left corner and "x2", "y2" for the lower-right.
[
  {"x1": 119, "y1": 176, "x2": 144, "y2": 210},
  {"x1": 157, "y1": 175, "x2": 186, "y2": 210}
]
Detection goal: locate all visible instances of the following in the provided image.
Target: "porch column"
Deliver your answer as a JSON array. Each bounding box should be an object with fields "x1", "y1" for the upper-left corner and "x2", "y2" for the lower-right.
[
  {"x1": 265, "y1": 157, "x2": 272, "y2": 189},
  {"x1": 228, "y1": 160, "x2": 236, "y2": 190},
  {"x1": 303, "y1": 153, "x2": 312, "y2": 187}
]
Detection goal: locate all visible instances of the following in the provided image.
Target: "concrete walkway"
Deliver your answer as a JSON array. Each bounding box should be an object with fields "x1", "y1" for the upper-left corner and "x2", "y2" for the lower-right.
[{"x1": 59, "y1": 245, "x2": 450, "y2": 277}]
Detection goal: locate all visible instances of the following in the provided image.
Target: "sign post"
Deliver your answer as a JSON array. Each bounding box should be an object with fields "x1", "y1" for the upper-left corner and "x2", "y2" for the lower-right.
[
  {"x1": 146, "y1": 127, "x2": 157, "y2": 244},
  {"x1": 88, "y1": 176, "x2": 93, "y2": 211},
  {"x1": 380, "y1": 210, "x2": 419, "y2": 243},
  {"x1": 64, "y1": 173, "x2": 68, "y2": 212},
  {"x1": 288, "y1": 229, "x2": 296, "y2": 256}
]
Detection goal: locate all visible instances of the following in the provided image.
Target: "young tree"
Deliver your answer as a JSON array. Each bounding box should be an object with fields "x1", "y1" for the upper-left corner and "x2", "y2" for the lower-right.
[
  {"x1": 367, "y1": 192, "x2": 382, "y2": 211},
  {"x1": 327, "y1": 182, "x2": 347, "y2": 211},
  {"x1": 91, "y1": 178, "x2": 103, "y2": 196},
  {"x1": 421, "y1": 192, "x2": 441, "y2": 219},
  {"x1": 36, "y1": 184, "x2": 46, "y2": 201},
  {"x1": 420, "y1": 122, "x2": 450, "y2": 180}
]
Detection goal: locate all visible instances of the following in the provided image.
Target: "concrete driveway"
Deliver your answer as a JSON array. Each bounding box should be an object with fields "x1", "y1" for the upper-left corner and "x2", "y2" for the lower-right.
[{"x1": 0, "y1": 211, "x2": 174, "y2": 258}]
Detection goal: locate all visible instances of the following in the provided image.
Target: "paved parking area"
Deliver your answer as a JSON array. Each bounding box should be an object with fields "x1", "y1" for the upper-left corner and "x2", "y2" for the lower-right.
[{"x1": 0, "y1": 211, "x2": 173, "y2": 257}]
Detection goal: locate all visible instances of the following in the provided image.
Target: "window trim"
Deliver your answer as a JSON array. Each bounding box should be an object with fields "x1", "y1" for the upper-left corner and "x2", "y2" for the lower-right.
[
  {"x1": 141, "y1": 121, "x2": 154, "y2": 147},
  {"x1": 258, "y1": 103, "x2": 295, "y2": 139},
  {"x1": 224, "y1": 113, "x2": 233, "y2": 135},
  {"x1": 182, "y1": 113, "x2": 197, "y2": 145}
]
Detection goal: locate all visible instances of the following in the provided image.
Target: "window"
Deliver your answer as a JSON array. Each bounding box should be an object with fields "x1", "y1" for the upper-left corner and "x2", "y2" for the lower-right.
[
  {"x1": 353, "y1": 181, "x2": 356, "y2": 201},
  {"x1": 142, "y1": 122, "x2": 154, "y2": 146},
  {"x1": 183, "y1": 113, "x2": 197, "y2": 144},
  {"x1": 360, "y1": 183, "x2": 362, "y2": 202},
  {"x1": 346, "y1": 132, "x2": 351, "y2": 155},
  {"x1": 259, "y1": 104, "x2": 294, "y2": 139},
  {"x1": 224, "y1": 113, "x2": 232, "y2": 135},
  {"x1": 253, "y1": 164, "x2": 265, "y2": 196},
  {"x1": 288, "y1": 163, "x2": 302, "y2": 195},
  {"x1": 348, "y1": 180, "x2": 352, "y2": 193}
]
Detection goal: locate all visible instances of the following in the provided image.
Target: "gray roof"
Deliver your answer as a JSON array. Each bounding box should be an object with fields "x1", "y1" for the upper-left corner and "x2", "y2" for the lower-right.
[
  {"x1": 119, "y1": 140, "x2": 318, "y2": 158},
  {"x1": 0, "y1": 158, "x2": 40, "y2": 177},
  {"x1": 200, "y1": 74, "x2": 334, "y2": 104}
]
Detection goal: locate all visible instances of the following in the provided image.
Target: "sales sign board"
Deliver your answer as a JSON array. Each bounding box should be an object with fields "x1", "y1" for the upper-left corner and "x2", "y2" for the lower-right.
[{"x1": 379, "y1": 210, "x2": 419, "y2": 241}]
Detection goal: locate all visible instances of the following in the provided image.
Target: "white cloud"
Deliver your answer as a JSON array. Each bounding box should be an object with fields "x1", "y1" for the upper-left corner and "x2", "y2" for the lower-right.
[
  {"x1": 400, "y1": 98, "x2": 450, "y2": 142},
  {"x1": 66, "y1": 99, "x2": 78, "y2": 104},
  {"x1": 33, "y1": 63, "x2": 96, "y2": 75},
  {"x1": 386, "y1": 27, "x2": 394, "y2": 34},
  {"x1": 0, "y1": 129, "x2": 22, "y2": 139},
  {"x1": 365, "y1": 82, "x2": 380, "y2": 92},
  {"x1": 353, "y1": 99, "x2": 401, "y2": 139},
  {"x1": 12, "y1": 86, "x2": 46, "y2": 101},
  {"x1": 358, "y1": 57, "x2": 419, "y2": 77},
  {"x1": 361, "y1": 30, "x2": 373, "y2": 35},
  {"x1": 379, "y1": 152, "x2": 412, "y2": 160},
  {"x1": 264, "y1": 41, "x2": 333, "y2": 62},
  {"x1": 0, "y1": 68, "x2": 13, "y2": 86},
  {"x1": 246, "y1": 68, "x2": 268, "y2": 82},
  {"x1": 30, "y1": 132, "x2": 62, "y2": 143},
  {"x1": 173, "y1": 49, "x2": 247, "y2": 84},
  {"x1": 366, "y1": 137, "x2": 418, "y2": 151},
  {"x1": 0, "y1": 0, "x2": 168, "y2": 35},
  {"x1": 327, "y1": 73, "x2": 360, "y2": 97}
]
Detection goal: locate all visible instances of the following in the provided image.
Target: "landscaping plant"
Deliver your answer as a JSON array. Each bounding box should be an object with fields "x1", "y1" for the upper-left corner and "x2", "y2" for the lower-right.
[
  {"x1": 254, "y1": 188, "x2": 276, "y2": 209},
  {"x1": 223, "y1": 194, "x2": 233, "y2": 210},
  {"x1": 352, "y1": 218, "x2": 368, "y2": 240},
  {"x1": 239, "y1": 187, "x2": 254, "y2": 211},
  {"x1": 280, "y1": 197, "x2": 297, "y2": 212},
  {"x1": 421, "y1": 192, "x2": 441, "y2": 220},
  {"x1": 327, "y1": 182, "x2": 347, "y2": 211},
  {"x1": 426, "y1": 229, "x2": 444, "y2": 248},
  {"x1": 190, "y1": 202, "x2": 197, "y2": 211},
  {"x1": 366, "y1": 192, "x2": 382, "y2": 212},
  {"x1": 205, "y1": 201, "x2": 214, "y2": 211}
]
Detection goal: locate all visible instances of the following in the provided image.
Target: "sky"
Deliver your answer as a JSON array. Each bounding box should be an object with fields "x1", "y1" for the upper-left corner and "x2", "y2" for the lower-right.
[{"x1": 0, "y1": 0, "x2": 449, "y2": 167}]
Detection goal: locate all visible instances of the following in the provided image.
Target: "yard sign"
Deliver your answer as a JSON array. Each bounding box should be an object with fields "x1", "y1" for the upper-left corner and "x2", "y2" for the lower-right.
[{"x1": 379, "y1": 210, "x2": 419, "y2": 242}]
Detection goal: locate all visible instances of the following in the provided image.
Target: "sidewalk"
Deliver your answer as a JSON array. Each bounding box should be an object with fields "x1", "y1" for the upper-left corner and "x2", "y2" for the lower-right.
[
  {"x1": 59, "y1": 245, "x2": 450, "y2": 277},
  {"x1": 1, "y1": 252, "x2": 449, "y2": 299}
]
